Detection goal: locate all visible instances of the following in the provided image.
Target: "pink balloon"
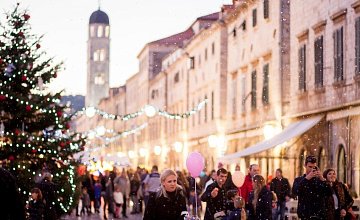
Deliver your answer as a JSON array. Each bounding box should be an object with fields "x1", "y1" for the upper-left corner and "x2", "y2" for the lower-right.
[
  {"x1": 186, "y1": 152, "x2": 205, "y2": 178},
  {"x1": 232, "y1": 171, "x2": 245, "y2": 187}
]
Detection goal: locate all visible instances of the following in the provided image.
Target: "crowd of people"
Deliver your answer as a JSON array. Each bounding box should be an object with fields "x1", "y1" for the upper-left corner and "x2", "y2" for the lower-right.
[{"x1": 1, "y1": 154, "x2": 359, "y2": 220}]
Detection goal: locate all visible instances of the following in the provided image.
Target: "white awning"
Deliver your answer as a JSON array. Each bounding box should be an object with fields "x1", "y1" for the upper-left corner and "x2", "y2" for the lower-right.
[{"x1": 219, "y1": 115, "x2": 323, "y2": 163}]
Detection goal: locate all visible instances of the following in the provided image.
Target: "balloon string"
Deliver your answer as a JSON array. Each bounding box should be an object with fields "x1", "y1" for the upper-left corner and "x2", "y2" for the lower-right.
[{"x1": 195, "y1": 180, "x2": 198, "y2": 219}]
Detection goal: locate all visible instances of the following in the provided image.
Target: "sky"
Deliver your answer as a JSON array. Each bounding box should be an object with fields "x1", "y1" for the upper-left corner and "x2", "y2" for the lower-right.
[{"x1": 0, "y1": 0, "x2": 232, "y2": 95}]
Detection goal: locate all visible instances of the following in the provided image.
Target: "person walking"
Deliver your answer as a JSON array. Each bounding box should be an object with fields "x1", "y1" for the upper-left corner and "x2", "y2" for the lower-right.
[
  {"x1": 292, "y1": 155, "x2": 332, "y2": 220},
  {"x1": 143, "y1": 165, "x2": 161, "y2": 207},
  {"x1": 36, "y1": 172, "x2": 57, "y2": 220},
  {"x1": 270, "y1": 168, "x2": 291, "y2": 220},
  {"x1": 323, "y1": 168, "x2": 354, "y2": 220},
  {"x1": 27, "y1": 188, "x2": 45, "y2": 220},
  {"x1": 143, "y1": 169, "x2": 188, "y2": 220},
  {"x1": 113, "y1": 169, "x2": 130, "y2": 218}
]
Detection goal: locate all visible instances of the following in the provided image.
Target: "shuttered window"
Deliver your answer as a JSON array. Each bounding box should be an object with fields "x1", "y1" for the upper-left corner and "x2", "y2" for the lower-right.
[
  {"x1": 252, "y1": 9, "x2": 257, "y2": 27},
  {"x1": 333, "y1": 27, "x2": 344, "y2": 81},
  {"x1": 356, "y1": 18, "x2": 360, "y2": 75},
  {"x1": 298, "y1": 45, "x2": 306, "y2": 91},
  {"x1": 264, "y1": 0, "x2": 269, "y2": 19},
  {"x1": 251, "y1": 70, "x2": 257, "y2": 109},
  {"x1": 262, "y1": 64, "x2": 269, "y2": 104},
  {"x1": 314, "y1": 36, "x2": 324, "y2": 87}
]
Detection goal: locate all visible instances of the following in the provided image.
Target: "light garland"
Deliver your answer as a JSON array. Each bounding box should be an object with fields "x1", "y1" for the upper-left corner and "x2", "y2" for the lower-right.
[{"x1": 78, "y1": 99, "x2": 208, "y2": 120}]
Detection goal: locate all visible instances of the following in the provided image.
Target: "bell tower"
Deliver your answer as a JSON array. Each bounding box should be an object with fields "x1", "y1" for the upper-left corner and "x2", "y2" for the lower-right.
[{"x1": 86, "y1": 8, "x2": 110, "y2": 107}]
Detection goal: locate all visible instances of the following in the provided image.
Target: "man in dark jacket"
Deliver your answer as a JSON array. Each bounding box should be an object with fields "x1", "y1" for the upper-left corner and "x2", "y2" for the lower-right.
[
  {"x1": 0, "y1": 168, "x2": 26, "y2": 220},
  {"x1": 270, "y1": 168, "x2": 291, "y2": 220},
  {"x1": 201, "y1": 168, "x2": 229, "y2": 220},
  {"x1": 292, "y1": 155, "x2": 332, "y2": 219},
  {"x1": 36, "y1": 172, "x2": 57, "y2": 220}
]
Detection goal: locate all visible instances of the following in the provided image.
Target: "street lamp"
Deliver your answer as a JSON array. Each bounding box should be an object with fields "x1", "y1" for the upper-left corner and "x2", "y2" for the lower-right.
[
  {"x1": 174, "y1": 142, "x2": 183, "y2": 153},
  {"x1": 154, "y1": 145, "x2": 162, "y2": 155},
  {"x1": 208, "y1": 135, "x2": 218, "y2": 148}
]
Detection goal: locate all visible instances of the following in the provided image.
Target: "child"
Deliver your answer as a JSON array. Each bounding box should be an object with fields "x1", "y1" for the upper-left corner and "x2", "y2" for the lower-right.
[
  {"x1": 94, "y1": 180, "x2": 102, "y2": 213},
  {"x1": 226, "y1": 196, "x2": 245, "y2": 220},
  {"x1": 80, "y1": 187, "x2": 91, "y2": 216},
  {"x1": 113, "y1": 184, "x2": 124, "y2": 218},
  {"x1": 28, "y1": 188, "x2": 45, "y2": 220}
]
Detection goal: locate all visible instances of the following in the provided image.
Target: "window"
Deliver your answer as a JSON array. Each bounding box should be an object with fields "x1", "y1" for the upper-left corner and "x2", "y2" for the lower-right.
[
  {"x1": 252, "y1": 9, "x2": 257, "y2": 27},
  {"x1": 99, "y1": 49, "x2": 106, "y2": 61},
  {"x1": 105, "y1": 25, "x2": 110, "y2": 37},
  {"x1": 205, "y1": 48, "x2": 208, "y2": 61},
  {"x1": 318, "y1": 147, "x2": 326, "y2": 171},
  {"x1": 198, "y1": 55, "x2": 201, "y2": 66},
  {"x1": 262, "y1": 64, "x2": 269, "y2": 104},
  {"x1": 241, "y1": 75, "x2": 246, "y2": 113},
  {"x1": 337, "y1": 145, "x2": 346, "y2": 183},
  {"x1": 298, "y1": 45, "x2": 306, "y2": 91},
  {"x1": 264, "y1": 0, "x2": 269, "y2": 19},
  {"x1": 90, "y1": 26, "x2": 95, "y2": 37},
  {"x1": 251, "y1": 70, "x2": 257, "y2": 109},
  {"x1": 314, "y1": 36, "x2": 324, "y2": 87},
  {"x1": 212, "y1": 42, "x2": 215, "y2": 55},
  {"x1": 198, "y1": 99, "x2": 201, "y2": 125},
  {"x1": 94, "y1": 73, "x2": 105, "y2": 85},
  {"x1": 333, "y1": 27, "x2": 344, "y2": 81},
  {"x1": 241, "y1": 20, "x2": 246, "y2": 31},
  {"x1": 174, "y1": 72, "x2": 179, "y2": 83},
  {"x1": 356, "y1": 17, "x2": 360, "y2": 75},
  {"x1": 211, "y1": 91, "x2": 214, "y2": 120},
  {"x1": 233, "y1": 28, "x2": 237, "y2": 37},
  {"x1": 232, "y1": 77, "x2": 237, "y2": 117},
  {"x1": 192, "y1": 101, "x2": 195, "y2": 127},
  {"x1": 93, "y1": 51, "x2": 99, "y2": 61},
  {"x1": 204, "y1": 95, "x2": 208, "y2": 122},
  {"x1": 190, "y1": 57, "x2": 195, "y2": 69},
  {"x1": 97, "y1": 25, "x2": 103, "y2": 37}
]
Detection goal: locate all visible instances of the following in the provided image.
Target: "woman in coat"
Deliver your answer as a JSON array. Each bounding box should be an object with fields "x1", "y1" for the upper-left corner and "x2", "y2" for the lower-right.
[
  {"x1": 248, "y1": 174, "x2": 273, "y2": 220},
  {"x1": 323, "y1": 168, "x2": 354, "y2": 220},
  {"x1": 143, "y1": 169, "x2": 188, "y2": 220}
]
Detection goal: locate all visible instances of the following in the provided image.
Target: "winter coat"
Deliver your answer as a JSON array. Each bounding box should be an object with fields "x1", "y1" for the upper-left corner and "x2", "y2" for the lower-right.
[
  {"x1": 239, "y1": 174, "x2": 253, "y2": 203},
  {"x1": 248, "y1": 186, "x2": 273, "y2": 220},
  {"x1": 270, "y1": 177, "x2": 291, "y2": 202},
  {"x1": 293, "y1": 175, "x2": 332, "y2": 219},
  {"x1": 130, "y1": 179, "x2": 140, "y2": 196},
  {"x1": 201, "y1": 181, "x2": 228, "y2": 220},
  {"x1": 143, "y1": 187, "x2": 187, "y2": 220},
  {"x1": 324, "y1": 181, "x2": 354, "y2": 220},
  {"x1": 36, "y1": 179, "x2": 57, "y2": 220},
  {"x1": 226, "y1": 208, "x2": 243, "y2": 220},
  {"x1": 28, "y1": 200, "x2": 45, "y2": 220},
  {"x1": 0, "y1": 168, "x2": 26, "y2": 220}
]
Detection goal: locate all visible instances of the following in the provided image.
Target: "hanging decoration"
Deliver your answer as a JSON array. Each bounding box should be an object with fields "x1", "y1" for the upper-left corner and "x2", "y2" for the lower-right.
[{"x1": 78, "y1": 99, "x2": 208, "y2": 121}]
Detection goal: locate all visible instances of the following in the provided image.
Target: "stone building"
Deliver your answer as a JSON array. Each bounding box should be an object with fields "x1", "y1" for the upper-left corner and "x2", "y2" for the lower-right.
[
  {"x1": 288, "y1": 0, "x2": 360, "y2": 194},
  {"x1": 85, "y1": 9, "x2": 110, "y2": 107}
]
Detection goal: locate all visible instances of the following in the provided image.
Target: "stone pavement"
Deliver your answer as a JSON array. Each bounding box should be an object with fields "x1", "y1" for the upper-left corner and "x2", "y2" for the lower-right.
[{"x1": 61, "y1": 211, "x2": 143, "y2": 220}]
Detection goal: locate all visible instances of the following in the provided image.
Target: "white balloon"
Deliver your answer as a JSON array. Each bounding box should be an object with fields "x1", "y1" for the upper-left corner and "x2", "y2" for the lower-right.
[{"x1": 232, "y1": 171, "x2": 245, "y2": 187}]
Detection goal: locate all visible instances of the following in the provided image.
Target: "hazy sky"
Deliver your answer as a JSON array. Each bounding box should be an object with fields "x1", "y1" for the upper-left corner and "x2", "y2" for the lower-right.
[{"x1": 0, "y1": 0, "x2": 232, "y2": 95}]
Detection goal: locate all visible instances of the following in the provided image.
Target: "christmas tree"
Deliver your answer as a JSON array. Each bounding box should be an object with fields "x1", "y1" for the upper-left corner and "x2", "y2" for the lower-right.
[{"x1": 0, "y1": 4, "x2": 85, "y2": 216}]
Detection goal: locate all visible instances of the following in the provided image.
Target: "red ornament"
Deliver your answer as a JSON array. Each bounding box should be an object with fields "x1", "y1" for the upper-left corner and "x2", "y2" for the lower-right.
[
  {"x1": 18, "y1": 31, "x2": 24, "y2": 38},
  {"x1": 26, "y1": 105, "x2": 31, "y2": 111},
  {"x1": 23, "y1": 14, "x2": 30, "y2": 21},
  {"x1": 36, "y1": 44, "x2": 41, "y2": 49},
  {"x1": 0, "y1": 58, "x2": 3, "y2": 65},
  {"x1": 56, "y1": 111, "x2": 63, "y2": 117},
  {"x1": 65, "y1": 123, "x2": 70, "y2": 129},
  {"x1": 31, "y1": 149, "x2": 37, "y2": 154},
  {"x1": 0, "y1": 95, "x2": 6, "y2": 101},
  {"x1": 59, "y1": 142, "x2": 66, "y2": 148},
  {"x1": 14, "y1": 129, "x2": 21, "y2": 136},
  {"x1": 8, "y1": 155, "x2": 15, "y2": 161},
  {"x1": 53, "y1": 72, "x2": 57, "y2": 78},
  {"x1": 22, "y1": 75, "x2": 27, "y2": 81}
]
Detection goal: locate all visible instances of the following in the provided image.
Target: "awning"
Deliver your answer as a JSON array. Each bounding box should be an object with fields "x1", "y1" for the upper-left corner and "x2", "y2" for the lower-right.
[{"x1": 219, "y1": 115, "x2": 323, "y2": 163}]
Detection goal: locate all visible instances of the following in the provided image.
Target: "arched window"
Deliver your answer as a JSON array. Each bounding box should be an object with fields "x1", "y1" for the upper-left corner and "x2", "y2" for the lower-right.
[
  {"x1": 318, "y1": 147, "x2": 326, "y2": 171},
  {"x1": 97, "y1": 25, "x2": 103, "y2": 37},
  {"x1": 105, "y1": 25, "x2": 110, "y2": 37},
  {"x1": 90, "y1": 26, "x2": 95, "y2": 37},
  {"x1": 337, "y1": 145, "x2": 347, "y2": 183},
  {"x1": 299, "y1": 149, "x2": 307, "y2": 174}
]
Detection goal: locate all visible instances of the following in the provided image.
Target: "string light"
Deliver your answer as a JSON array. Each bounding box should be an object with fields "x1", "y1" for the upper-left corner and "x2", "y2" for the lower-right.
[{"x1": 78, "y1": 99, "x2": 208, "y2": 120}]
